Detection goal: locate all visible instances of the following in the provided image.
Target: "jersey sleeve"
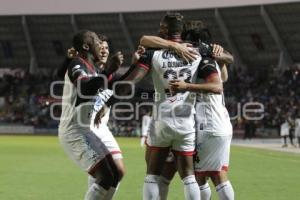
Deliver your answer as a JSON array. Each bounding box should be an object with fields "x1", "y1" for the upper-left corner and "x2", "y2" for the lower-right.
[
  {"x1": 136, "y1": 49, "x2": 155, "y2": 71},
  {"x1": 67, "y1": 58, "x2": 107, "y2": 97},
  {"x1": 67, "y1": 59, "x2": 90, "y2": 84},
  {"x1": 197, "y1": 57, "x2": 219, "y2": 81},
  {"x1": 198, "y1": 42, "x2": 213, "y2": 57}
]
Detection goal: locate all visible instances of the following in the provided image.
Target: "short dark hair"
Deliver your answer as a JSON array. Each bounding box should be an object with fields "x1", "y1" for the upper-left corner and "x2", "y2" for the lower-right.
[
  {"x1": 182, "y1": 20, "x2": 212, "y2": 44},
  {"x1": 161, "y1": 12, "x2": 184, "y2": 36},
  {"x1": 72, "y1": 30, "x2": 97, "y2": 52},
  {"x1": 97, "y1": 34, "x2": 109, "y2": 42}
]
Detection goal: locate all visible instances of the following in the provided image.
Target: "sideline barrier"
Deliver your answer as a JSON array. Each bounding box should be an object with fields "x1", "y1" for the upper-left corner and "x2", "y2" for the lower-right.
[{"x1": 0, "y1": 125, "x2": 34, "y2": 134}]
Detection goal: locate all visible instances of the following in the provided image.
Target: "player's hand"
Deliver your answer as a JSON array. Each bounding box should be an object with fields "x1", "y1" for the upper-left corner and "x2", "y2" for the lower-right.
[
  {"x1": 67, "y1": 47, "x2": 78, "y2": 58},
  {"x1": 211, "y1": 44, "x2": 223, "y2": 57},
  {"x1": 106, "y1": 51, "x2": 124, "y2": 74},
  {"x1": 169, "y1": 79, "x2": 188, "y2": 94},
  {"x1": 140, "y1": 136, "x2": 146, "y2": 147},
  {"x1": 170, "y1": 43, "x2": 198, "y2": 63},
  {"x1": 132, "y1": 45, "x2": 145, "y2": 64},
  {"x1": 94, "y1": 104, "x2": 109, "y2": 128}
]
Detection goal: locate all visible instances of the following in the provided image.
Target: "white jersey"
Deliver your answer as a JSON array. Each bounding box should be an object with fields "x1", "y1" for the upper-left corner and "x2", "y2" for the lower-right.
[
  {"x1": 137, "y1": 48, "x2": 201, "y2": 133},
  {"x1": 142, "y1": 114, "x2": 151, "y2": 137},
  {"x1": 195, "y1": 59, "x2": 232, "y2": 136},
  {"x1": 59, "y1": 57, "x2": 112, "y2": 134},
  {"x1": 58, "y1": 57, "x2": 113, "y2": 174},
  {"x1": 280, "y1": 121, "x2": 290, "y2": 136},
  {"x1": 59, "y1": 58, "x2": 96, "y2": 133}
]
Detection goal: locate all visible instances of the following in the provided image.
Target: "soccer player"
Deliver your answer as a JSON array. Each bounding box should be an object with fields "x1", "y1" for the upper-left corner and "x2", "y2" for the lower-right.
[
  {"x1": 58, "y1": 30, "x2": 120, "y2": 200},
  {"x1": 140, "y1": 20, "x2": 234, "y2": 200},
  {"x1": 170, "y1": 21, "x2": 234, "y2": 200},
  {"x1": 281, "y1": 119, "x2": 291, "y2": 148},
  {"x1": 96, "y1": 13, "x2": 202, "y2": 200},
  {"x1": 140, "y1": 13, "x2": 203, "y2": 200},
  {"x1": 88, "y1": 34, "x2": 125, "y2": 199},
  {"x1": 295, "y1": 116, "x2": 300, "y2": 148},
  {"x1": 58, "y1": 34, "x2": 125, "y2": 199}
]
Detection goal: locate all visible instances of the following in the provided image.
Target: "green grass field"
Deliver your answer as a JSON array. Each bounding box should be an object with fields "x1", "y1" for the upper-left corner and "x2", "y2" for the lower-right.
[{"x1": 0, "y1": 136, "x2": 299, "y2": 200}]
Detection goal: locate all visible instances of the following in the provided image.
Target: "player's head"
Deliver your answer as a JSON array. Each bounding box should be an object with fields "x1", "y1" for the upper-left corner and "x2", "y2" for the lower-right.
[
  {"x1": 159, "y1": 12, "x2": 184, "y2": 39},
  {"x1": 97, "y1": 34, "x2": 110, "y2": 65},
  {"x1": 182, "y1": 20, "x2": 212, "y2": 44},
  {"x1": 72, "y1": 30, "x2": 102, "y2": 62}
]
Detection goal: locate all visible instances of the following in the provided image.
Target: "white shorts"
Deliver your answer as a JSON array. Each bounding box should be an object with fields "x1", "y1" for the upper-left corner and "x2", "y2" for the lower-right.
[
  {"x1": 91, "y1": 124, "x2": 123, "y2": 160},
  {"x1": 59, "y1": 129, "x2": 110, "y2": 175},
  {"x1": 194, "y1": 133, "x2": 232, "y2": 175},
  {"x1": 146, "y1": 119, "x2": 195, "y2": 155}
]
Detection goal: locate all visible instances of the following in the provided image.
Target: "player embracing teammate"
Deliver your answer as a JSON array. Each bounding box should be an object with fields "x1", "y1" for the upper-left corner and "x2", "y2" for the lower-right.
[
  {"x1": 139, "y1": 16, "x2": 235, "y2": 200},
  {"x1": 58, "y1": 30, "x2": 125, "y2": 200},
  {"x1": 59, "y1": 12, "x2": 235, "y2": 200},
  {"x1": 96, "y1": 13, "x2": 203, "y2": 200}
]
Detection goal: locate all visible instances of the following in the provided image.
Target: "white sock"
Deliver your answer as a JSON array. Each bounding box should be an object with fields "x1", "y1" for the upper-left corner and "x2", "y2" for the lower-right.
[
  {"x1": 216, "y1": 181, "x2": 234, "y2": 200},
  {"x1": 159, "y1": 176, "x2": 171, "y2": 200},
  {"x1": 182, "y1": 175, "x2": 201, "y2": 200},
  {"x1": 84, "y1": 183, "x2": 108, "y2": 200},
  {"x1": 143, "y1": 174, "x2": 160, "y2": 200},
  {"x1": 103, "y1": 185, "x2": 118, "y2": 200},
  {"x1": 199, "y1": 182, "x2": 211, "y2": 200}
]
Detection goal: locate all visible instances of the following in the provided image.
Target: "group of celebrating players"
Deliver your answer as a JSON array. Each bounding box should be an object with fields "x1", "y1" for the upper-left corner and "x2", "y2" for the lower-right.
[{"x1": 58, "y1": 12, "x2": 235, "y2": 200}]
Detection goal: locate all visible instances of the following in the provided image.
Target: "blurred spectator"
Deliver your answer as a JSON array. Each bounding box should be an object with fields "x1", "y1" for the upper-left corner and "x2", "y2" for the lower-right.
[
  {"x1": 224, "y1": 65, "x2": 299, "y2": 138},
  {"x1": 243, "y1": 119, "x2": 256, "y2": 140}
]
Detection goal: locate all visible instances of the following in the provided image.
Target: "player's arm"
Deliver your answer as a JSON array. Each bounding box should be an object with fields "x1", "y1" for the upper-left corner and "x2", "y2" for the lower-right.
[
  {"x1": 215, "y1": 49, "x2": 234, "y2": 65},
  {"x1": 169, "y1": 57, "x2": 223, "y2": 94},
  {"x1": 169, "y1": 76, "x2": 223, "y2": 94},
  {"x1": 107, "y1": 49, "x2": 152, "y2": 102},
  {"x1": 140, "y1": 35, "x2": 198, "y2": 62},
  {"x1": 211, "y1": 44, "x2": 234, "y2": 65},
  {"x1": 56, "y1": 47, "x2": 78, "y2": 79},
  {"x1": 68, "y1": 61, "x2": 109, "y2": 97},
  {"x1": 105, "y1": 51, "x2": 124, "y2": 76},
  {"x1": 109, "y1": 46, "x2": 146, "y2": 82},
  {"x1": 94, "y1": 49, "x2": 152, "y2": 125},
  {"x1": 211, "y1": 44, "x2": 233, "y2": 82},
  {"x1": 220, "y1": 64, "x2": 228, "y2": 82}
]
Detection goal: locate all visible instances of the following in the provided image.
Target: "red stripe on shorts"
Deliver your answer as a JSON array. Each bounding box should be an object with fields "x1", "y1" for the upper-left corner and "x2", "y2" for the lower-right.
[
  {"x1": 172, "y1": 150, "x2": 195, "y2": 156},
  {"x1": 195, "y1": 165, "x2": 229, "y2": 176},
  {"x1": 145, "y1": 142, "x2": 170, "y2": 151},
  {"x1": 110, "y1": 150, "x2": 122, "y2": 155}
]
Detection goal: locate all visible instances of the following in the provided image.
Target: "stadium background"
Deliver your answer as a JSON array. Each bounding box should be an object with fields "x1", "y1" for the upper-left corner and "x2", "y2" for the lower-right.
[{"x1": 0, "y1": 0, "x2": 299, "y2": 199}]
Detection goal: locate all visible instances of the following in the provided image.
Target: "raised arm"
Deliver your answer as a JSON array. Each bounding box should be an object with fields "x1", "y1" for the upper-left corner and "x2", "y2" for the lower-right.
[
  {"x1": 220, "y1": 64, "x2": 228, "y2": 82},
  {"x1": 93, "y1": 49, "x2": 151, "y2": 125},
  {"x1": 169, "y1": 76, "x2": 223, "y2": 94},
  {"x1": 140, "y1": 35, "x2": 198, "y2": 63},
  {"x1": 210, "y1": 44, "x2": 233, "y2": 82},
  {"x1": 169, "y1": 57, "x2": 223, "y2": 94},
  {"x1": 210, "y1": 44, "x2": 234, "y2": 65}
]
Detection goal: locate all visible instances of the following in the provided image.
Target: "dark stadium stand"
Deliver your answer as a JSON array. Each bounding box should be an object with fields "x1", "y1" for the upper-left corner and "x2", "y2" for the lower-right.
[{"x1": 1, "y1": 2, "x2": 299, "y2": 68}]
